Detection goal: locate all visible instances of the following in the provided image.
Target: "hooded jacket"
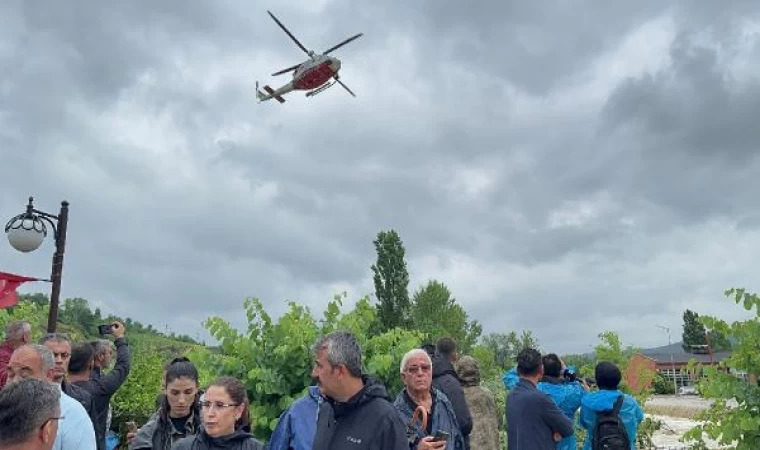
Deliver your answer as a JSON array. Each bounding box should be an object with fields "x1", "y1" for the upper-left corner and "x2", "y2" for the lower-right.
[
  {"x1": 170, "y1": 429, "x2": 264, "y2": 450},
  {"x1": 311, "y1": 375, "x2": 409, "y2": 450},
  {"x1": 579, "y1": 390, "x2": 643, "y2": 450},
  {"x1": 266, "y1": 385, "x2": 322, "y2": 450},
  {"x1": 455, "y1": 356, "x2": 500, "y2": 450},
  {"x1": 537, "y1": 376, "x2": 585, "y2": 450},
  {"x1": 431, "y1": 354, "x2": 473, "y2": 445},
  {"x1": 130, "y1": 406, "x2": 203, "y2": 450}
]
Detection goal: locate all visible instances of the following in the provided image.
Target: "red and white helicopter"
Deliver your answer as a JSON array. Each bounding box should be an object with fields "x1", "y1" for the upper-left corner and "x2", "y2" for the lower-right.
[{"x1": 256, "y1": 11, "x2": 363, "y2": 104}]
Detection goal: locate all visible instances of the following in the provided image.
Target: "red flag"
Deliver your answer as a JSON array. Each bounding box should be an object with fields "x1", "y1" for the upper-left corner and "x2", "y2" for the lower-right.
[{"x1": 0, "y1": 271, "x2": 40, "y2": 309}]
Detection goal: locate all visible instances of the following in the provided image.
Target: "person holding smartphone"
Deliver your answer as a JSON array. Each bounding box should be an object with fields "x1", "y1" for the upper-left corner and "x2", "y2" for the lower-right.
[{"x1": 393, "y1": 349, "x2": 466, "y2": 450}]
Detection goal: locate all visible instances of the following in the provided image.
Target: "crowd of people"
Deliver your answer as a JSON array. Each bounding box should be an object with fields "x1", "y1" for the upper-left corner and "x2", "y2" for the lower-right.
[{"x1": 0, "y1": 319, "x2": 644, "y2": 450}]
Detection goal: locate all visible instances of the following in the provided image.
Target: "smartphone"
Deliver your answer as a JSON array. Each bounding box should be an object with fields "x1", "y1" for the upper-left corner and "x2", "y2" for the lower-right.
[
  {"x1": 126, "y1": 421, "x2": 138, "y2": 433},
  {"x1": 431, "y1": 430, "x2": 449, "y2": 442},
  {"x1": 98, "y1": 324, "x2": 113, "y2": 336}
]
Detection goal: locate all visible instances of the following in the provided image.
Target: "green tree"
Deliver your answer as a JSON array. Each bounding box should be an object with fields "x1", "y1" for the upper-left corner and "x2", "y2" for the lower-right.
[
  {"x1": 481, "y1": 330, "x2": 540, "y2": 370},
  {"x1": 371, "y1": 229, "x2": 411, "y2": 332},
  {"x1": 682, "y1": 309, "x2": 708, "y2": 352},
  {"x1": 683, "y1": 288, "x2": 760, "y2": 449},
  {"x1": 409, "y1": 280, "x2": 482, "y2": 353},
  {"x1": 195, "y1": 293, "x2": 424, "y2": 440}
]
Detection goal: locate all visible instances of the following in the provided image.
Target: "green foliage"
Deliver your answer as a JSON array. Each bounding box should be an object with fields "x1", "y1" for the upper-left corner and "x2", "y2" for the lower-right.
[
  {"x1": 195, "y1": 293, "x2": 425, "y2": 440},
  {"x1": 682, "y1": 309, "x2": 708, "y2": 352},
  {"x1": 683, "y1": 288, "x2": 760, "y2": 449},
  {"x1": 371, "y1": 229, "x2": 412, "y2": 332},
  {"x1": 652, "y1": 372, "x2": 676, "y2": 395},
  {"x1": 481, "y1": 330, "x2": 540, "y2": 370},
  {"x1": 593, "y1": 331, "x2": 639, "y2": 373},
  {"x1": 110, "y1": 340, "x2": 166, "y2": 433},
  {"x1": 409, "y1": 280, "x2": 482, "y2": 353}
]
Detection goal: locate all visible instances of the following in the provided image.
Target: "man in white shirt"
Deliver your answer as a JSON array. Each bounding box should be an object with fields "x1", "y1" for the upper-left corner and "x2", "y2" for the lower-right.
[{"x1": 5, "y1": 344, "x2": 97, "y2": 450}]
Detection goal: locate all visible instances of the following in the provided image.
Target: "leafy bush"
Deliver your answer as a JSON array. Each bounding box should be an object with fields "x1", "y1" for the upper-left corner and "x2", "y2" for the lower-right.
[
  {"x1": 193, "y1": 294, "x2": 424, "y2": 440},
  {"x1": 683, "y1": 288, "x2": 760, "y2": 449}
]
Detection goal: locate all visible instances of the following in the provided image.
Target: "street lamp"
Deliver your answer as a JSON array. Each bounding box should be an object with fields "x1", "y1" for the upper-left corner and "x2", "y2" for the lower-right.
[
  {"x1": 656, "y1": 325, "x2": 679, "y2": 395},
  {"x1": 4, "y1": 197, "x2": 69, "y2": 332}
]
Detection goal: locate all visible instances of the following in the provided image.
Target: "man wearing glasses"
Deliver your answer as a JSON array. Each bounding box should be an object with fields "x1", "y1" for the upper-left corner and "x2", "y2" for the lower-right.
[
  {"x1": 5, "y1": 344, "x2": 97, "y2": 450},
  {"x1": 40, "y1": 333, "x2": 97, "y2": 427},
  {"x1": 0, "y1": 378, "x2": 62, "y2": 450}
]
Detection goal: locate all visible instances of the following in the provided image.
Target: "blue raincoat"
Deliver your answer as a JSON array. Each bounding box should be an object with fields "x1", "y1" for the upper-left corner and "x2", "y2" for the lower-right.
[
  {"x1": 579, "y1": 390, "x2": 644, "y2": 450},
  {"x1": 266, "y1": 386, "x2": 323, "y2": 450},
  {"x1": 502, "y1": 368, "x2": 586, "y2": 450}
]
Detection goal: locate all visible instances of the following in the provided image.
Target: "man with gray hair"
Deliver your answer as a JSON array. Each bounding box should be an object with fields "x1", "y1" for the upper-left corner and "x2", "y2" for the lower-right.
[
  {"x1": 6, "y1": 344, "x2": 97, "y2": 450},
  {"x1": 0, "y1": 319, "x2": 31, "y2": 390},
  {"x1": 40, "y1": 333, "x2": 96, "y2": 424},
  {"x1": 310, "y1": 330, "x2": 408, "y2": 450},
  {"x1": 0, "y1": 378, "x2": 62, "y2": 450}
]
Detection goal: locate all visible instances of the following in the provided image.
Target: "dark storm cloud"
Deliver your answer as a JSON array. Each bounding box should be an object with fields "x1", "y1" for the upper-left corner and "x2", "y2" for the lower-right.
[{"x1": 2, "y1": 0, "x2": 759, "y2": 352}]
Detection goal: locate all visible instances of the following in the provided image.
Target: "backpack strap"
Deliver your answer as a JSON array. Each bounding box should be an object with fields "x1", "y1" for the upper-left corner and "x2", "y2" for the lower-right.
[{"x1": 611, "y1": 394, "x2": 624, "y2": 415}]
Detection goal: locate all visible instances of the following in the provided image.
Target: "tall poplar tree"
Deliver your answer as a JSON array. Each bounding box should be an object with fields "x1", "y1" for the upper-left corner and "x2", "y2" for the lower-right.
[{"x1": 371, "y1": 229, "x2": 411, "y2": 332}]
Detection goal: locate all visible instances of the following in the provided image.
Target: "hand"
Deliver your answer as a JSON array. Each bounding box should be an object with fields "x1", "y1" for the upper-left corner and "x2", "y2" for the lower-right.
[
  {"x1": 553, "y1": 431, "x2": 562, "y2": 442},
  {"x1": 112, "y1": 321, "x2": 126, "y2": 339},
  {"x1": 126, "y1": 431, "x2": 137, "y2": 444},
  {"x1": 417, "y1": 436, "x2": 447, "y2": 450}
]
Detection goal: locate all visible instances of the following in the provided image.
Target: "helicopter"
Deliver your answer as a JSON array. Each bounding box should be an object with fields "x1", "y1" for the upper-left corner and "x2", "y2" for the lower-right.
[{"x1": 256, "y1": 10, "x2": 363, "y2": 104}]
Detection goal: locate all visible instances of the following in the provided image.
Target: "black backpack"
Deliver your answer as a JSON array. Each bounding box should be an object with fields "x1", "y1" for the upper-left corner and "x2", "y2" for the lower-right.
[{"x1": 592, "y1": 395, "x2": 630, "y2": 450}]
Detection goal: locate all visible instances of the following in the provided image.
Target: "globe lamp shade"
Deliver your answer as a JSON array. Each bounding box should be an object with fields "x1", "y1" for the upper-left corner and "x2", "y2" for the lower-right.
[{"x1": 6, "y1": 219, "x2": 46, "y2": 252}]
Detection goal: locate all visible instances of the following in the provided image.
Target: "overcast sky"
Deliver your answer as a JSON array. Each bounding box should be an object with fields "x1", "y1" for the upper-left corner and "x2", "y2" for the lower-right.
[{"x1": 2, "y1": 1, "x2": 759, "y2": 354}]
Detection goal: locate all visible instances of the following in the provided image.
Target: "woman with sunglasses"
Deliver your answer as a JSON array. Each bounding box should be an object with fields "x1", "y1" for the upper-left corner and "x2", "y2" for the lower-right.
[{"x1": 171, "y1": 376, "x2": 264, "y2": 450}]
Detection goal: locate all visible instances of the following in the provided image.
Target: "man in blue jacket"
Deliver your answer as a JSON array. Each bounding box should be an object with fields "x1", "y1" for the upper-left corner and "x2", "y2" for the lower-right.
[
  {"x1": 266, "y1": 385, "x2": 323, "y2": 450},
  {"x1": 506, "y1": 348, "x2": 574, "y2": 450},
  {"x1": 579, "y1": 362, "x2": 644, "y2": 450}
]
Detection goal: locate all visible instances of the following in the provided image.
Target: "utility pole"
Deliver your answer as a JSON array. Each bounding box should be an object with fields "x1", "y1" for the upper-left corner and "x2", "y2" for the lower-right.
[{"x1": 657, "y1": 325, "x2": 679, "y2": 395}]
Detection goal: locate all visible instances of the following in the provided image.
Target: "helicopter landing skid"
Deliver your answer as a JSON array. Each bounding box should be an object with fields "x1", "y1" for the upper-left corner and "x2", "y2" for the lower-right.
[{"x1": 305, "y1": 81, "x2": 336, "y2": 97}]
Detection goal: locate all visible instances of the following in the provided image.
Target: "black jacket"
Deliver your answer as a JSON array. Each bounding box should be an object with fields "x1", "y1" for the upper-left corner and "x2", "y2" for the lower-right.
[
  {"x1": 312, "y1": 376, "x2": 408, "y2": 450},
  {"x1": 506, "y1": 378, "x2": 573, "y2": 450},
  {"x1": 62, "y1": 378, "x2": 97, "y2": 427},
  {"x1": 171, "y1": 429, "x2": 264, "y2": 450},
  {"x1": 431, "y1": 354, "x2": 473, "y2": 445},
  {"x1": 73, "y1": 337, "x2": 132, "y2": 450}
]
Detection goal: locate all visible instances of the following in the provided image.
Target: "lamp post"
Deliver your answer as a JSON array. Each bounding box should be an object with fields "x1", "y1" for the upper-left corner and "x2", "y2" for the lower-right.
[
  {"x1": 4, "y1": 197, "x2": 69, "y2": 333},
  {"x1": 656, "y1": 325, "x2": 679, "y2": 395}
]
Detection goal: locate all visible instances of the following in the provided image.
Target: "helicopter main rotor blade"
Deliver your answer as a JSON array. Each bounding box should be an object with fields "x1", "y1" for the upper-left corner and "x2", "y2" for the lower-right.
[
  {"x1": 267, "y1": 10, "x2": 310, "y2": 55},
  {"x1": 272, "y1": 62, "x2": 302, "y2": 76},
  {"x1": 335, "y1": 78, "x2": 356, "y2": 97},
  {"x1": 323, "y1": 33, "x2": 363, "y2": 55}
]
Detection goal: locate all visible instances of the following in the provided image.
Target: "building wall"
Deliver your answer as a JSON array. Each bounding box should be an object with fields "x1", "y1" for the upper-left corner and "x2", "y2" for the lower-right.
[{"x1": 626, "y1": 353, "x2": 657, "y2": 393}]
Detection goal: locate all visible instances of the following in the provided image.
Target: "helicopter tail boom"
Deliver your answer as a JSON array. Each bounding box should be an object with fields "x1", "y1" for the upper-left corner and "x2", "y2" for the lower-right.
[
  {"x1": 263, "y1": 85, "x2": 285, "y2": 103},
  {"x1": 256, "y1": 81, "x2": 286, "y2": 104}
]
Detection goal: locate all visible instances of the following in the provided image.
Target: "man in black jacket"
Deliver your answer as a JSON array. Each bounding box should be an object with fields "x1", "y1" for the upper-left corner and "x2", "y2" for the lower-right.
[
  {"x1": 431, "y1": 337, "x2": 472, "y2": 449},
  {"x1": 311, "y1": 331, "x2": 408, "y2": 450},
  {"x1": 68, "y1": 322, "x2": 131, "y2": 450},
  {"x1": 40, "y1": 333, "x2": 97, "y2": 427},
  {"x1": 506, "y1": 348, "x2": 574, "y2": 450}
]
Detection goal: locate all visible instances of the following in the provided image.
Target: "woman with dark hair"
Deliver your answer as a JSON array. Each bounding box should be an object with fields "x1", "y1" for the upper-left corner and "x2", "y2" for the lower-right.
[
  {"x1": 171, "y1": 376, "x2": 264, "y2": 450},
  {"x1": 129, "y1": 357, "x2": 203, "y2": 450}
]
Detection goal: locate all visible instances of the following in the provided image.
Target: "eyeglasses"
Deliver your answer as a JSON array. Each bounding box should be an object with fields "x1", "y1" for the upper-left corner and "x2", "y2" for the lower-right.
[
  {"x1": 405, "y1": 365, "x2": 432, "y2": 374},
  {"x1": 42, "y1": 416, "x2": 64, "y2": 429},
  {"x1": 200, "y1": 401, "x2": 239, "y2": 411}
]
